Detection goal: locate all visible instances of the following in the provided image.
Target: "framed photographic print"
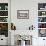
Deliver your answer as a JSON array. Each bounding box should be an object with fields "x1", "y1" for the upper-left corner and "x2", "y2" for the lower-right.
[{"x1": 17, "y1": 10, "x2": 29, "y2": 19}]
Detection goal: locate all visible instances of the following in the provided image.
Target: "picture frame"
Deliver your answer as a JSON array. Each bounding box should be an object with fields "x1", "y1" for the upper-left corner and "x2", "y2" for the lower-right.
[{"x1": 17, "y1": 10, "x2": 29, "y2": 19}]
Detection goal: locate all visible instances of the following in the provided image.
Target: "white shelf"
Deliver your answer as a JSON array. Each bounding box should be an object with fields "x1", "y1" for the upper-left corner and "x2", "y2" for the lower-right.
[
  {"x1": 38, "y1": 28, "x2": 46, "y2": 29},
  {"x1": 0, "y1": 16, "x2": 8, "y2": 17},
  {"x1": 0, "y1": 10, "x2": 8, "y2": 11},
  {"x1": 38, "y1": 22, "x2": 46, "y2": 23},
  {"x1": 0, "y1": 22, "x2": 8, "y2": 23},
  {"x1": 38, "y1": 16, "x2": 46, "y2": 17},
  {"x1": 38, "y1": 10, "x2": 46, "y2": 11}
]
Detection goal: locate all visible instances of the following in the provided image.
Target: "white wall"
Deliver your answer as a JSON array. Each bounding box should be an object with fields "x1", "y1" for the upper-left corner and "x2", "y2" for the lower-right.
[
  {"x1": 11, "y1": 0, "x2": 46, "y2": 30},
  {"x1": 11, "y1": 0, "x2": 38, "y2": 30},
  {"x1": 11, "y1": 0, "x2": 46, "y2": 46}
]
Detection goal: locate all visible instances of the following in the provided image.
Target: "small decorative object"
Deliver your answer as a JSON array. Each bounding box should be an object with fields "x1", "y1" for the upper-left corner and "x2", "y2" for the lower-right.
[
  {"x1": 38, "y1": 17, "x2": 46, "y2": 22},
  {"x1": 0, "y1": 6, "x2": 1, "y2": 10},
  {"x1": 38, "y1": 23, "x2": 46, "y2": 28},
  {"x1": 0, "y1": 17, "x2": 7, "y2": 22},
  {"x1": 45, "y1": 6, "x2": 46, "y2": 8},
  {"x1": 40, "y1": 8, "x2": 44, "y2": 10},
  {"x1": 17, "y1": 10, "x2": 29, "y2": 19},
  {"x1": 38, "y1": 17, "x2": 45, "y2": 22},
  {"x1": 29, "y1": 25, "x2": 35, "y2": 30},
  {"x1": 11, "y1": 23, "x2": 16, "y2": 30},
  {"x1": 5, "y1": 6, "x2": 8, "y2": 10},
  {"x1": 39, "y1": 29, "x2": 46, "y2": 37},
  {"x1": 42, "y1": 12, "x2": 45, "y2": 15}
]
